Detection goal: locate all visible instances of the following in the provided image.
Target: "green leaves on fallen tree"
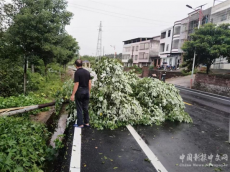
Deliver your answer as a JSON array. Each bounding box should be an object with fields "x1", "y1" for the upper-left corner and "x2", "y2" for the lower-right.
[
  {"x1": 89, "y1": 59, "x2": 192, "y2": 130},
  {"x1": 55, "y1": 59, "x2": 192, "y2": 130}
]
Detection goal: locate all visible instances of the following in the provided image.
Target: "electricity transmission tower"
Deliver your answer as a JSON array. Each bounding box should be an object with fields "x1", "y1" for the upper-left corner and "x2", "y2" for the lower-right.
[{"x1": 96, "y1": 21, "x2": 102, "y2": 60}]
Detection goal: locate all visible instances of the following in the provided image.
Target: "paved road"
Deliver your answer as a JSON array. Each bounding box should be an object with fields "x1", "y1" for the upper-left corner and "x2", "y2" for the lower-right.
[
  {"x1": 134, "y1": 86, "x2": 230, "y2": 172},
  {"x1": 64, "y1": 86, "x2": 230, "y2": 172}
]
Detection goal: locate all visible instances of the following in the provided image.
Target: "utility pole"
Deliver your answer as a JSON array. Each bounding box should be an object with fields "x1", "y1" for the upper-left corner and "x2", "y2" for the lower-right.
[
  {"x1": 96, "y1": 21, "x2": 102, "y2": 60},
  {"x1": 186, "y1": 3, "x2": 206, "y2": 88},
  {"x1": 110, "y1": 45, "x2": 116, "y2": 58}
]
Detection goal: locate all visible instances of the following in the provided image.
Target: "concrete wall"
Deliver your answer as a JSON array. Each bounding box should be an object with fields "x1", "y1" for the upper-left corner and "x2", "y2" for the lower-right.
[
  {"x1": 194, "y1": 73, "x2": 230, "y2": 97},
  {"x1": 211, "y1": 57, "x2": 230, "y2": 69},
  {"x1": 149, "y1": 40, "x2": 160, "y2": 57},
  {"x1": 148, "y1": 70, "x2": 184, "y2": 79},
  {"x1": 141, "y1": 67, "x2": 184, "y2": 79}
]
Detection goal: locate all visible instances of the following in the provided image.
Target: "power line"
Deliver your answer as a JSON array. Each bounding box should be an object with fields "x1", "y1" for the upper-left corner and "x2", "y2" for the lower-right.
[
  {"x1": 68, "y1": 2, "x2": 172, "y2": 24},
  {"x1": 68, "y1": 5, "x2": 172, "y2": 26},
  {"x1": 68, "y1": 2, "x2": 230, "y2": 26},
  {"x1": 86, "y1": 0, "x2": 180, "y2": 18}
]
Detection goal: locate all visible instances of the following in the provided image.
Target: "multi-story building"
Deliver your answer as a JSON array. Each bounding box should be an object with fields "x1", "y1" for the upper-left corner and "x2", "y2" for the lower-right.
[
  {"x1": 159, "y1": 17, "x2": 189, "y2": 68},
  {"x1": 211, "y1": 0, "x2": 230, "y2": 25},
  {"x1": 158, "y1": 27, "x2": 174, "y2": 65},
  {"x1": 187, "y1": 8, "x2": 211, "y2": 39},
  {"x1": 122, "y1": 36, "x2": 160, "y2": 67},
  {"x1": 171, "y1": 17, "x2": 189, "y2": 67},
  {"x1": 210, "y1": 0, "x2": 230, "y2": 69}
]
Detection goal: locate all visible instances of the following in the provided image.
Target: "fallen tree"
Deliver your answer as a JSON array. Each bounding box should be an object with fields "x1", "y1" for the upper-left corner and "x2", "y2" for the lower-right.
[
  {"x1": 0, "y1": 102, "x2": 55, "y2": 117},
  {"x1": 56, "y1": 58, "x2": 193, "y2": 130},
  {"x1": 89, "y1": 58, "x2": 192, "y2": 130}
]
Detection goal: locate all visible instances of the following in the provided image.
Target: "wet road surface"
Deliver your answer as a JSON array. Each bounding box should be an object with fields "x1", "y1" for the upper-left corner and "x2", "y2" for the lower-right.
[
  {"x1": 81, "y1": 127, "x2": 156, "y2": 172},
  {"x1": 68, "y1": 86, "x2": 230, "y2": 172}
]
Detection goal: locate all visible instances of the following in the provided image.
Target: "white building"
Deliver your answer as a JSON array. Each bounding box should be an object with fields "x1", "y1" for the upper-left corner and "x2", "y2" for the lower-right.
[
  {"x1": 159, "y1": 18, "x2": 188, "y2": 68},
  {"x1": 171, "y1": 17, "x2": 189, "y2": 67},
  {"x1": 211, "y1": 0, "x2": 230, "y2": 69},
  {"x1": 159, "y1": 27, "x2": 174, "y2": 65},
  {"x1": 122, "y1": 36, "x2": 160, "y2": 67}
]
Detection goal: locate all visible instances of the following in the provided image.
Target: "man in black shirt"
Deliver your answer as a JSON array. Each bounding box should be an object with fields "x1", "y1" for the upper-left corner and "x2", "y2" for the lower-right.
[{"x1": 70, "y1": 60, "x2": 91, "y2": 128}]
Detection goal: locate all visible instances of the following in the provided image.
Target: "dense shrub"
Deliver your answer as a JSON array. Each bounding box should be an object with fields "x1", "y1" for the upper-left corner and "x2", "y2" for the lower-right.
[
  {"x1": 0, "y1": 61, "x2": 24, "y2": 97},
  {"x1": 0, "y1": 117, "x2": 55, "y2": 172}
]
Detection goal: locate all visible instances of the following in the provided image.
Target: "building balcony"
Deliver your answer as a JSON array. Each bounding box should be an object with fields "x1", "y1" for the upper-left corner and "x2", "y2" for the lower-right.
[
  {"x1": 137, "y1": 58, "x2": 150, "y2": 63},
  {"x1": 173, "y1": 34, "x2": 180, "y2": 38},
  {"x1": 171, "y1": 49, "x2": 179, "y2": 52}
]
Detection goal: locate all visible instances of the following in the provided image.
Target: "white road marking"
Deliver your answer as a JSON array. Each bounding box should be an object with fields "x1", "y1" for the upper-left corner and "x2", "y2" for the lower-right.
[
  {"x1": 126, "y1": 125, "x2": 168, "y2": 172},
  {"x1": 70, "y1": 127, "x2": 82, "y2": 172},
  {"x1": 177, "y1": 87, "x2": 230, "y2": 102}
]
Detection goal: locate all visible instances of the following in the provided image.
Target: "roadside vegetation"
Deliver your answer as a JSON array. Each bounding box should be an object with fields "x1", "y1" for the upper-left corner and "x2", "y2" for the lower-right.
[
  {"x1": 0, "y1": 0, "x2": 78, "y2": 171},
  {"x1": 0, "y1": 117, "x2": 55, "y2": 171},
  {"x1": 125, "y1": 65, "x2": 143, "y2": 74}
]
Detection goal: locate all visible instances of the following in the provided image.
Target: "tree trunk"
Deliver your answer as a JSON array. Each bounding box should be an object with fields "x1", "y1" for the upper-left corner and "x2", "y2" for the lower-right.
[
  {"x1": 44, "y1": 63, "x2": 49, "y2": 81},
  {"x1": 24, "y1": 56, "x2": 27, "y2": 95},
  {"x1": 31, "y1": 64, "x2": 34, "y2": 73},
  {"x1": 206, "y1": 64, "x2": 211, "y2": 74},
  {"x1": 44, "y1": 63, "x2": 48, "y2": 76}
]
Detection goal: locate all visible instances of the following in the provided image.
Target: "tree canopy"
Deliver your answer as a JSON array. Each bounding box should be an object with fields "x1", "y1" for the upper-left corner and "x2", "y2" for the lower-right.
[
  {"x1": 182, "y1": 23, "x2": 230, "y2": 74},
  {"x1": 0, "y1": 0, "x2": 79, "y2": 95}
]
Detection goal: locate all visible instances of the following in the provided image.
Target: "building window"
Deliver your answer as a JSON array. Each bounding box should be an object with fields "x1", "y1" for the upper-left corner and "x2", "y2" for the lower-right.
[
  {"x1": 202, "y1": 15, "x2": 209, "y2": 25},
  {"x1": 135, "y1": 55, "x2": 138, "y2": 60},
  {"x1": 124, "y1": 47, "x2": 131, "y2": 52},
  {"x1": 160, "y1": 43, "x2": 165, "y2": 52},
  {"x1": 166, "y1": 44, "x2": 169, "y2": 51},
  {"x1": 161, "y1": 32, "x2": 166, "y2": 39},
  {"x1": 169, "y1": 58, "x2": 172, "y2": 66},
  {"x1": 140, "y1": 44, "x2": 145, "y2": 50},
  {"x1": 136, "y1": 46, "x2": 138, "y2": 51},
  {"x1": 168, "y1": 30, "x2": 171, "y2": 37},
  {"x1": 122, "y1": 54, "x2": 130, "y2": 59},
  {"x1": 145, "y1": 43, "x2": 149, "y2": 50},
  {"x1": 139, "y1": 52, "x2": 144, "y2": 59},
  {"x1": 210, "y1": 18, "x2": 213, "y2": 23},
  {"x1": 188, "y1": 20, "x2": 198, "y2": 34},
  {"x1": 181, "y1": 24, "x2": 187, "y2": 32},
  {"x1": 221, "y1": 14, "x2": 227, "y2": 21},
  {"x1": 144, "y1": 53, "x2": 149, "y2": 59},
  {"x1": 174, "y1": 26, "x2": 181, "y2": 35},
  {"x1": 172, "y1": 39, "x2": 179, "y2": 49}
]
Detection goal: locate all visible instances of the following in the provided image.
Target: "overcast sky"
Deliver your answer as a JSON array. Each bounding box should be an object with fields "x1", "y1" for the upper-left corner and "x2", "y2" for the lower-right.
[{"x1": 65, "y1": 0, "x2": 221, "y2": 56}]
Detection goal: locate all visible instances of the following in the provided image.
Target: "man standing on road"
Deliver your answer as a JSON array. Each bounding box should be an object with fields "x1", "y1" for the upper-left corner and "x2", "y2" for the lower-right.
[{"x1": 70, "y1": 60, "x2": 91, "y2": 128}]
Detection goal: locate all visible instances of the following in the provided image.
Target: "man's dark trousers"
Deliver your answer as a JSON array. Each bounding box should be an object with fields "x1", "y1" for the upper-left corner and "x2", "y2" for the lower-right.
[{"x1": 75, "y1": 87, "x2": 89, "y2": 126}]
